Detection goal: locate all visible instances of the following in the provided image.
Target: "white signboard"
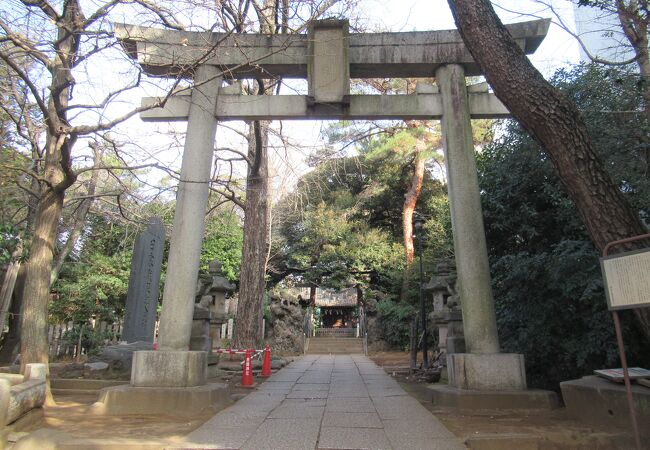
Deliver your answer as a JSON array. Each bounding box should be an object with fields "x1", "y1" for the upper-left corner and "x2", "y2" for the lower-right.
[{"x1": 600, "y1": 248, "x2": 650, "y2": 310}]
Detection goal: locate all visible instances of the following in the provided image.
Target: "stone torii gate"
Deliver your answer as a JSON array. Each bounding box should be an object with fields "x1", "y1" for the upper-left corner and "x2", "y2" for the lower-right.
[{"x1": 109, "y1": 18, "x2": 550, "y2": 412}]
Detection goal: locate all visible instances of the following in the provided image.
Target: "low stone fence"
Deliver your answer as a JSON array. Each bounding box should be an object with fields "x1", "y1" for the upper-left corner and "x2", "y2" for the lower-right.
[
  {"x1": 0, "y1": 363, "x2": 46, "y2": 427},
  {"x1": 47, "y1": 320, "x2": 129, "y2": 359}
]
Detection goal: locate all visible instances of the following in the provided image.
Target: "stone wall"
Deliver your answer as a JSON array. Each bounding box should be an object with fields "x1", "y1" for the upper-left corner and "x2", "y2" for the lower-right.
[{"x1": 267, "y1": 290, "x2": 306, "y2": 354}]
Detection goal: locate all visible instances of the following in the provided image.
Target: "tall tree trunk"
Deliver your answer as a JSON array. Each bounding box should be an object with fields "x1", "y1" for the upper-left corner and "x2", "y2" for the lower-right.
[
  {"x1": 309, "y1": 285, "x2": 317, "y2": 307},
  {"x1": 234, "y1": 121, "x2": 270, "y2": 348},
  {"x1": 20, "y1": 186, "x2": 64, "y2": 405},
  {"x1": 50, "y1": 150, "x2": 99, "y2": 286},
  {"x1": 400, "y1": 149, "x2": 426, "y2": 301},
  {"x1": 448, "y1": 0, "x2": 650, "y2": 338},
  {"x1": 17, "y1": 0, "x2": 81, "y2": 405}
]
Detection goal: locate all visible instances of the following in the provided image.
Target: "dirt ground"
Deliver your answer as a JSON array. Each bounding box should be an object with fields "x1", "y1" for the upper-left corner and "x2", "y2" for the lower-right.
[
  {"x1": 7, "y1": 374, "x2": 256, "y2": 447},
  {"x1": 369, "y1": 351, "x2": 642, "y2": 449},
  {"x1": 19, "y1": 394, "x2": 211, "y2": 439}
]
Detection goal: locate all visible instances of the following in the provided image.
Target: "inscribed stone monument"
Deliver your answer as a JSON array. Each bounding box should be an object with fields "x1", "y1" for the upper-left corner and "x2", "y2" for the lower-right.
[{"x1": 122, "y1": 217, "x2": 165, "y2": 343}]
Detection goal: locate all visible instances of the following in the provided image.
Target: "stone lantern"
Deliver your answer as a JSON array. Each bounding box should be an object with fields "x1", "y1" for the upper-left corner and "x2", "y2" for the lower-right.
[
  {"x1": 191, "y1": 259, "x2": 235, "y2": 352},
  {"x1": 424, "y1": 261, "x2": 465, "y2": 376}
]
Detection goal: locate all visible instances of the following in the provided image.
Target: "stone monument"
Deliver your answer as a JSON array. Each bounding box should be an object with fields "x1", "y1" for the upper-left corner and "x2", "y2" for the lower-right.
[{"x1": 121, "y1": 217, "x2": 165, "y2": 343}]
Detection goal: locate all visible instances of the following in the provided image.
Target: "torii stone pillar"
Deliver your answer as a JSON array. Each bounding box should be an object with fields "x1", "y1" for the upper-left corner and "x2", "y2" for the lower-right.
[
  {"x1": 130, "y1": 65, "x2": 222, "y2": 387},
  {"x1": 436, "y1": 64, "x2": 526, "y2": 390}
]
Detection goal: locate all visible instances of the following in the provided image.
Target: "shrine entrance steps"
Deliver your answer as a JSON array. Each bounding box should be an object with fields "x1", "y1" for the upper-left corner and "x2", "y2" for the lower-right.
[{"x1": 306, "y1": 337, "x2": 364, "y2": 355}]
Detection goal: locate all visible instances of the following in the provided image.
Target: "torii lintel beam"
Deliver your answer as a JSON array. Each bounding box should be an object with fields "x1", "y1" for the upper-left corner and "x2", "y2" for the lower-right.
[
  {"x1": 114, "y1": 19, "x2": 550, "y2": 79},
  {"x1": 140, "y1": 91, "x2": 509, "y2": 121}
]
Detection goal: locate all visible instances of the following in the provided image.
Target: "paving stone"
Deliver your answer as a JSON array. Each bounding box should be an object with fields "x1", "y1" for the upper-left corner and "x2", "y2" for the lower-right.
[
  {"x1": 268, "y1": 402, "x2": 325, "y2": 419},
  {"x1": 382, "y1": 418, "x2": 456, "y2": 438},
  {"x1": 284, "y1": 398, "x2": 327, "y2": 407},
  {"x1": 292, "y1": 383, "x2": 330, "y2": 391},
  {"x1": 186, "y1": 355, "x2": 464, "y2": 449},
  {"x1": 240, "y1": 418, "x2": 320, "y2": 450},
  {"x1": 318, "y1": 426, "x2": 393, "y2": 449},
  {"x1": 197, "y1": 411, "x2": 268, "y2": 428},
  {"x1": 267, "y1": 372, "x2": 303, "y2": 382},
  {"x1": 297, "y1": 377, "x2": 331, "y2": 384},
  {"x1": 372, "y1": 396, "x2": 424, "y2": 420},
  {"x1": 322, "y1": 411, "x2": 383, "y2": 428},
  {"x1": 286, "y1": 390, "x2": 329, "y2": 399},
  {"x1": 184, "y1": 425, "x2": 258, "y2": 449},
  {"x1": 258, "y1": 381, "x2": 294, "y2": 392},
  {"x1": 326, "y1": 396, "x2": 376, "y2": 413},
  {"x1": 328, "y1": 389, "x2": 369, "y2": 398},
  {"x1": 385, "y1": 435, "x2": 466, "y2": 450}
]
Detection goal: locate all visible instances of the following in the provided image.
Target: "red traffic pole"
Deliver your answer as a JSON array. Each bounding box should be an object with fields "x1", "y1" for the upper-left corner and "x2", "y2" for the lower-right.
[
  {"x1": 240, "y1": 348, "x2": 254, "y2": 388},
  {"x1": 261, "y1": 344, "x2": 272, "y2": 377}
]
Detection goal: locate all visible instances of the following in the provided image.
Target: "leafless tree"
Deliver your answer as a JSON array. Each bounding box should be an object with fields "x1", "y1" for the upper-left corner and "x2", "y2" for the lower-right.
[{"x1": 0, "y1": 0, "x2": 222, "y2": 402}]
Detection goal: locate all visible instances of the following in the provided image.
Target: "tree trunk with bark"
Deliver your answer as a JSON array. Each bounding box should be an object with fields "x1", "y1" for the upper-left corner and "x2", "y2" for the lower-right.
[
  {"x1": 448, "y1": 0, "x2": 650, "y2": 338},
  {"x1": 50, "y1": 148, "x2": 100, "y2": 286},
  {"x1": 400, "y1": 149, "x2": 426, "y2": 301},
  {"x1": 18, "y1": 0, "x2": 82, "y2": 404},
  {"x1": 20, "y1": 186, "x2": 65, "y2": 404},
  {"x1": 234, "y1": 121, "x2": 270, "y2": 348}
]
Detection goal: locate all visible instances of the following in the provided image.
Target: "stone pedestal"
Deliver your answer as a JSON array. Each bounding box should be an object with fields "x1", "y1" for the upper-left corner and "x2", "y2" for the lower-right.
[
  {"x1": 131, "y1": 351, "x2": 207, "y2": 387},
  {"x1": 91, "y1": 382, "x2": 230, "y2": 417},
  {"x1": 447, "y1": 353, "x2": 526, "y2": 391},
  {"x1": 561, "y1": 375, "x2": 650, "y2": 435},
  {"x1": 428, "y1": 384, "x2": 559, "y2": 410},
  {"x1": 92, "y1": 350, "x2": 227, "y2": 417},
  {"x1": 191, "y1": 306, "x2": 211, "y2": 352}
]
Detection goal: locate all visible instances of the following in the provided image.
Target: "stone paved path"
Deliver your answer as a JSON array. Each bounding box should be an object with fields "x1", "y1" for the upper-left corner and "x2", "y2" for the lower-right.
[{"x1": 183, "y1": 354, "x2": 466, "y2": 450}]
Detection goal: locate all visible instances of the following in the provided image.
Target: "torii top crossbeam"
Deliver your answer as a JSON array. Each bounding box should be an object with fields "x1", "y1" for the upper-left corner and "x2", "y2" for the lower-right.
[
  {"x1": 115, "y1": 19, "x2": 549, "y2": 79},
  {"x1": 114, "y1": 19, "x2": 550, "y2": 122}
]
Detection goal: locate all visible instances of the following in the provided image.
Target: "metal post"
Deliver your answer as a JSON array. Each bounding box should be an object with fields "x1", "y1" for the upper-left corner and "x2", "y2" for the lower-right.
[
  {"x1": 611, "y1": 310, "x2": 641, "y2": 450},
  {"x1": 415, "y1": 219, "x2": 429, "y2": 369},
  {"x1": 602, "y1": 232, "x2": 650, "y2": 450}
]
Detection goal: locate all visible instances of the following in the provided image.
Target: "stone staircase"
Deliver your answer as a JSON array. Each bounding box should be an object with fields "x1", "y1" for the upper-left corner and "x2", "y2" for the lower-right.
[{"x1": 306, "y1": 337, "x2": 364, "y2": 355}]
